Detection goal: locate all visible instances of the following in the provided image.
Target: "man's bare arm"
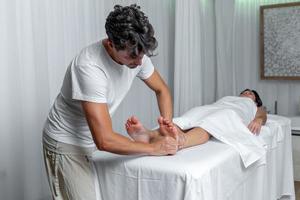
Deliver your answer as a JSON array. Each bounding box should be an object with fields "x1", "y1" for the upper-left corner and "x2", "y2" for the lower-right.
[
  {"x1": 81, "y1": 101, "x2": 178, "y2": 155},
  {"x1": 143, "y1": 69, "x2": 173, "y2": 120}
]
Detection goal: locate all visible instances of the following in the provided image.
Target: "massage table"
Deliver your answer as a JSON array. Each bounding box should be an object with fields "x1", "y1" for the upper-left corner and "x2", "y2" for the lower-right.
[{"x1": 92, "y1": 114, "x2": 295, "y2": 200}]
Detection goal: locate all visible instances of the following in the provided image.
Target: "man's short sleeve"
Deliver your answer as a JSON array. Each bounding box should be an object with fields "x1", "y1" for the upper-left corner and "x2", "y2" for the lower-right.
[
  {"x1": 71, "y1": 64, "x2": 108, "y2": 103},
  {"x1": 136, "y1": 56, "x2": 154, "y2": 80}
]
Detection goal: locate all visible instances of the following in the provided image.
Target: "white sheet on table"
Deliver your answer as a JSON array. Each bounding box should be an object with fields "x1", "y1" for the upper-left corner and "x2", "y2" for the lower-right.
[
  {"x1": 92, "y1": 115, "x2": 294, "y2": 200},
  {"x1": 93, "y1": 141, "x2": 249, "y2": 200},
  {"x1": 173, "y1": 96, "x2": 266, "y2": 168}
]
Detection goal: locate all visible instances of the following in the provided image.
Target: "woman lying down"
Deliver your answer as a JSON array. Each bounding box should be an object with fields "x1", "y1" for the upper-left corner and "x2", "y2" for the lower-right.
[{"x1": 126, "y1": 89, "x2": 267, "y2": 167}]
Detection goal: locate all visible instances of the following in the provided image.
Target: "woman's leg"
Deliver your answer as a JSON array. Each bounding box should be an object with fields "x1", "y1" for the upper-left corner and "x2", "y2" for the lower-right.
[
  {"x1": 175, "y1": 126, "x2": 211, "y2": 149},
  {"x1": 153, "y1": 119, "x2": 211, "y2": 149},
  {"x1": 125, "y1": 116, "x2": 211, "y2": 149},
  {"x1": 125, "y1": 116, "x2": 177, "y2": 143}
]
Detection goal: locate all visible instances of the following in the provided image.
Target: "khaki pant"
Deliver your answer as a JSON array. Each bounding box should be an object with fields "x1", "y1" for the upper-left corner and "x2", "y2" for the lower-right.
[{"x1": 43, "y1": 134, "x2": 98, "y2": 200}]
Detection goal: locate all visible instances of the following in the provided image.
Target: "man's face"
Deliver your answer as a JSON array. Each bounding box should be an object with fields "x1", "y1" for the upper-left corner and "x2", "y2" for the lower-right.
[
  {"x1": 240, "y1": 90, "x2": 256, "y2": 102},
  {"x1": 113, "y1": 48, "x2": 144, "y2": 69}
]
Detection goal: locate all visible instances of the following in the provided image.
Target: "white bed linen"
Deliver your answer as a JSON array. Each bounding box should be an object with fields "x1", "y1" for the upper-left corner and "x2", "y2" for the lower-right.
[
  {"x1": 92, "y1": 115, "x2": 295, "y2": 200},
  {"x1": 173, "y1": 96, "x2": 265, "y2": 168}
]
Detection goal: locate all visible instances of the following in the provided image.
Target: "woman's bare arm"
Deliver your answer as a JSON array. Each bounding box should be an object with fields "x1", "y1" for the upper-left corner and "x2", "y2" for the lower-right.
[{"x1": 248, "y1": 106, "x2": 267, "y2": 135}]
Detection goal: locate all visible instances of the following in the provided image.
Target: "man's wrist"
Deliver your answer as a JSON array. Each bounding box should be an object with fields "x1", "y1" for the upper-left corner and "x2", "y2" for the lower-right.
[
  {"x1": 146, "y1": 143, "x2": 156, "y2": 156},
  {"x1": 178, "y1": 133, "x2": 186, "y2": 150},
  {"x1": 162, "y1": 115, "x2": 172, "y2": 121}
]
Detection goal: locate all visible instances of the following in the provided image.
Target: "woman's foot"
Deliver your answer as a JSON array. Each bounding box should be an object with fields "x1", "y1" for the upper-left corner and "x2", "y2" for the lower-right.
[
  {"x1": 125, "y1": 116, "x2": 150, "y2": 143},
  {"x1": 158, "y1": 117, "x2": 186, "y2": 149},
  {"x1": 158, "y1": 117, "x2": 178, "y2": 140}
]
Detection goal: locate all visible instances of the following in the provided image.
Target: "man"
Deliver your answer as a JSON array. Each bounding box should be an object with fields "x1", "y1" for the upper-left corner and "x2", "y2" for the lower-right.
[{"x1": 43, "y1": 4, "x2": 177, "y2": 199}]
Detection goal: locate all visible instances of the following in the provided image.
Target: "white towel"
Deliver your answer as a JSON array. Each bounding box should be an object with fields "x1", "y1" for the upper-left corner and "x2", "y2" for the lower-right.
[{"x1": 173, "y1": 96, "x2": 266, "y2": 168}]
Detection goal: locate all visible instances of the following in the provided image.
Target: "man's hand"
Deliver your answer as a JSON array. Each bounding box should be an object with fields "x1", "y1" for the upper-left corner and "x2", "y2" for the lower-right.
[
  {"x1": 177, "y1": 132, "x2": 187, "y2": 150},
  {"x1": 248, "y1": 118, "x2": 263, "y2": 135},
  {"x1": 149, "y1": 136, "x2": 178, "y2": 156}
]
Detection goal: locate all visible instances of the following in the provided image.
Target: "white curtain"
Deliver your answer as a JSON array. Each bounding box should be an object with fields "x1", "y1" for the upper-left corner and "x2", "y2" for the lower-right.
[
  {"x1": 0, "y1": 1, "x2": 106, "y2": 199},
  {"x1": 0, "y1": 0, "x2": 175, "y2": 199},
  {"x1": 174, "y1": 0, "x2": 300, "y2": 116},
  {"x1": 173, "y1": 0, "x2": 216, "y2": 116}
]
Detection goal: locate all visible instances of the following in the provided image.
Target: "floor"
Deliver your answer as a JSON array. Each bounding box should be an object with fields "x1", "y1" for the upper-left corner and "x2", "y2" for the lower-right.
[{"x1": 296, "y1": 181, "x2": 300, "y2": 200}]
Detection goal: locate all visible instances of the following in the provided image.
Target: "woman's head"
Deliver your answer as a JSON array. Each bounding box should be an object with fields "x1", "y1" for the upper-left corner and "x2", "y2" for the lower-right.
[{"x1": 239, "y1": 89, "x2": 263, "y2": 107}]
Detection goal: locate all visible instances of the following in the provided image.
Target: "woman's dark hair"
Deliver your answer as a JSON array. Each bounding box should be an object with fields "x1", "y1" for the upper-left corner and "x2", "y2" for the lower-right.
[
  {"x1": 105, "y1": 4, "x2": 158, "y2": 58},
  {"x1": 240, "y1": 89, "x2": 263, "y2": 107}
]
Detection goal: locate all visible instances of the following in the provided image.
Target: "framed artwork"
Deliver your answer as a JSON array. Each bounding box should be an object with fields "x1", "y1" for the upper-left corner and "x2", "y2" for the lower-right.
[{"x1": 260, "y1": 2, "x2": 300, "y2": 80}]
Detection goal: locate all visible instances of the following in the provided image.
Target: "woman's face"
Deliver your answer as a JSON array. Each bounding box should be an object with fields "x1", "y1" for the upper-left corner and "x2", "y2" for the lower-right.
[{"x1": 240, "y1": 90, "x2": 256, "y2": 102}]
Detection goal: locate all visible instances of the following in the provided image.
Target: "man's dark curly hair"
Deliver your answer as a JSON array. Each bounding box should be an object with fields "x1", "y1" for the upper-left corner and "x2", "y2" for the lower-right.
[
  {"x1": 240, "y1": 89, "x2": 263, "y2": 107},
  {"x1": 105, "y1": 4, "x2": 158, "y2": 58}
]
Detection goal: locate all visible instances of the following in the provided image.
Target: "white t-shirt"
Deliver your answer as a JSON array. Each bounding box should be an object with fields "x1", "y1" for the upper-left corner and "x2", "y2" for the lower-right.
[{"x1": 43, "y1": 40, "x2": 154, "y2": 147}]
